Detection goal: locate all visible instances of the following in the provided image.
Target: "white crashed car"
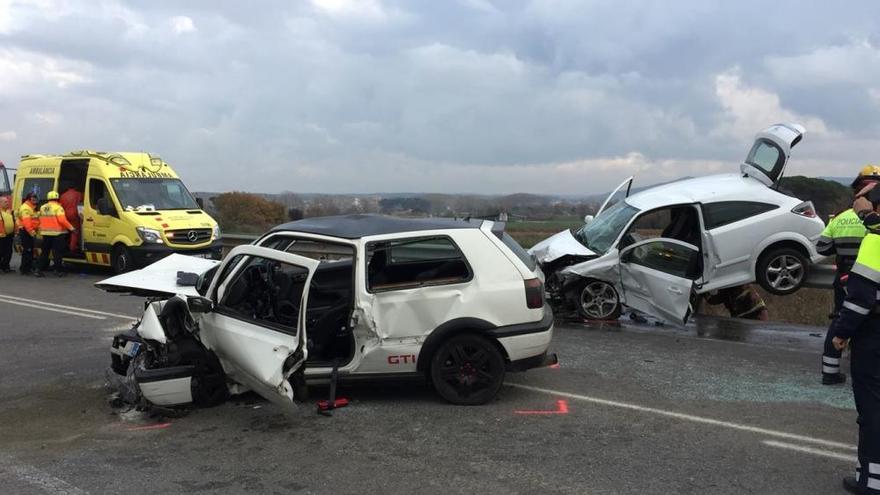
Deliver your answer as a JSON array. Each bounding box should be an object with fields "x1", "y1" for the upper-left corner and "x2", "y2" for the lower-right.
[
  {"x1": 529, "y1": 123, "x2": 825, "y2": 324},
  {"x1": 99, "y1": 215, "x2": 555, "y2": 409}
]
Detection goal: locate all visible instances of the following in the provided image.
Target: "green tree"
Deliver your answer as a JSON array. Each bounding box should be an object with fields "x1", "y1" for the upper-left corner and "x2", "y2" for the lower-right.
[{"x1": 212, "y1": 191, "x2": 286, "y2": 234}]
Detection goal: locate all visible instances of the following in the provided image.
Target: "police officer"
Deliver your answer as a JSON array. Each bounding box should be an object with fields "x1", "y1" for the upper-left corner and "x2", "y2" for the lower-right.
[
  {"x1": 816, "y1": 166, "x2": 879, "y2": 385},
  {"x1": 35, "y1": 190, "x2": 75, "y2": 277},
  {"x1": 17, "y1": 192, "x2": 39, "y2": 275},
  {"x1": 831, "y1": 186, "x2": 880, "y2": 494}
]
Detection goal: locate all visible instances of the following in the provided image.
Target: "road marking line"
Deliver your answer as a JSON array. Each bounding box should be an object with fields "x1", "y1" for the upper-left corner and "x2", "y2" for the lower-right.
[
  {"x1": 0, "y1": 293, "x2": 137, "y2": 320},
  {"x1": 508, "y1": 382, "x2": 857, "y2": 451},
  {"x1": 0, "y1": 457, "x2": 89, "y2": 495},
  {"x1": 762, "y1": 440, "x2": 857, "y2": 462},
  {"x1": 0, "y1": 297, "x2": 106, "y2": 320}
]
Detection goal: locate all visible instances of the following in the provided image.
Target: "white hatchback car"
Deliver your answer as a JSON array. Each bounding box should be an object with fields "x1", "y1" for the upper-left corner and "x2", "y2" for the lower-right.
[
  {"x1": 100, "y1": 215, "x2": 555, "y2": 408},
  {"x1": 529, "y1": 123, "x2": 825, "y2": 324}
]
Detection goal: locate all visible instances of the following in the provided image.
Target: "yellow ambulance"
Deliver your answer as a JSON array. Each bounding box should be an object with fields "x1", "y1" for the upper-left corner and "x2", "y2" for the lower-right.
[{"x1": 13, "y1": 150, "x2": 222, "y2": 273}]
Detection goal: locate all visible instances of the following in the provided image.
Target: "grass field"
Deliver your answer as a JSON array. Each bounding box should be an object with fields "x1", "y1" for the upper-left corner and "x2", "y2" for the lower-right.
[{"x1": 504, "y1": 220, "x2": 831, "y2": 328}]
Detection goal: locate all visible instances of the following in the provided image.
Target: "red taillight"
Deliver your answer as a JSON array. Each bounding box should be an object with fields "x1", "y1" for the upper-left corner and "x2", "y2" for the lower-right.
[
  {"x1": 792, "y1": 201, "x2": 817, "y2": 218},
  {"x1": 524, "y1": 278, "x2": 544, "y2": 309}
]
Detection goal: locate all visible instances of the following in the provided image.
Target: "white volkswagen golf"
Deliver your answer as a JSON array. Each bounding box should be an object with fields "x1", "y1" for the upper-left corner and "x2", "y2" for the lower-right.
[
  {"x1": 529, "y1": 123, "x2": 825, "y2": 324},
  {"x1": 100, "y1": 215, "x2": 555, "y2": 409}
]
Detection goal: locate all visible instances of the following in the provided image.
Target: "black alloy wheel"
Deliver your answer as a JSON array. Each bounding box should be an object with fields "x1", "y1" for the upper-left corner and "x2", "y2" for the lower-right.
[{"x1": 430, "y1": 334, "x2": 505, "y2": 405}]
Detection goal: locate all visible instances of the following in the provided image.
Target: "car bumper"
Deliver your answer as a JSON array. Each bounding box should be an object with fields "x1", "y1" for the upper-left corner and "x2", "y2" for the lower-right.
[
  {"x1": 130, "y1": 240, "x2": 223, "y2": 267},
  {"x1": 492, "y1": 306, "x2": 555, "y2": 367}
]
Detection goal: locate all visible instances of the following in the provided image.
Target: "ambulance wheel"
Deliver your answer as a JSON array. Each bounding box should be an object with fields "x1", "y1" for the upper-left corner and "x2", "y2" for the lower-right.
[
  {"x1": 573, "y1": 279, "x2": 621, "y2": 321},
  {"x1": 430, "y1": 334, "x2": 505, "y2": 406},
  {"x1": 757, "y1": 247, "x2": 807, "y2": 296},
  {"x1": 111, "y1": 245, "x2": 134, "y2": 274}
]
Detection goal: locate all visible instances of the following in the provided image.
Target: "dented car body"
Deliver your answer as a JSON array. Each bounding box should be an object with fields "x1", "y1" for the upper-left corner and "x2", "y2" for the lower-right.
[
  {"x1": 100, "y1": 214, "x2": 556, "y2": 409},
  {"x1": 529, "y1": 123, "x2": 825, "y2": 325}
]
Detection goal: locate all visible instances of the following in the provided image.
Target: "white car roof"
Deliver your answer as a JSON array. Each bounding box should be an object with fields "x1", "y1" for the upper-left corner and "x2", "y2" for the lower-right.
[{"x1": 625, "y1": 173, "x2": 794, "y2": 211}]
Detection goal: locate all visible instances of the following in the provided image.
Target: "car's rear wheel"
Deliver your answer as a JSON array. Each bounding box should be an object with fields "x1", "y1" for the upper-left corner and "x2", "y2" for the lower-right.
[
  {"x1": 756, "y1": 247, "x2": 808, "y2": 295},
  {"x1": 573, "y1": 279, "x2": 622, "y2": 321},
  {"x1": 430, "y1": 334, "x2": 505, "y2": 405}
]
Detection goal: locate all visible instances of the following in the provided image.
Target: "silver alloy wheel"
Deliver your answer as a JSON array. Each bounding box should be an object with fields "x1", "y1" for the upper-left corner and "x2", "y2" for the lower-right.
[
  {"x1": 765, "y1": 254, "x2": 804, "y2": 292},
  {"x1": 580, "y1": 281, "x2": 619, "y2": 319}
]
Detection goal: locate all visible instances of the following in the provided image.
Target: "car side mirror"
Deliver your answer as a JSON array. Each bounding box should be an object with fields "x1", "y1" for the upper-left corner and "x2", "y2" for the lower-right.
[
  {"x1": 196, "y1": 197, "x2": 204, "y2": 209},
  {"x1": 583, "y1": 214, "x2": 594, "y2": 224},
  {"x1": 187, "y1": 296, "x2": 214, "y2": 314},
  {"x1": 96, "y1": 197, "x2": 115, "y2": 217}
]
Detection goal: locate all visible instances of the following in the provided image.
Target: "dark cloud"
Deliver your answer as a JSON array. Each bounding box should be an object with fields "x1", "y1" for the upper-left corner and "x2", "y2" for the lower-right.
[{"x1": 0, "y1": 0, "x2": 878, "y2": 194}]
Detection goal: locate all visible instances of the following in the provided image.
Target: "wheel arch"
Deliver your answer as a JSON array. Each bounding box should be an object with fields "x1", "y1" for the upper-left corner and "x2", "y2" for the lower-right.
[
  {"x1": 754, "y1": 239, "x2": 811, "y2": 274},
  {"x1": 417, "y1": 318, "x2": 510, "y2": 374}
]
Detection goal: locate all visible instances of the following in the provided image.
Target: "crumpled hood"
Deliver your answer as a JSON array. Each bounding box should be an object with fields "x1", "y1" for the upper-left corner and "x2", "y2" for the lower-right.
[
  {"x1": 528, "y1": 229, "x2": 596, "y2": 265},
  {"x1": 95, "y1": 254, "x2": 220, "y2": 297}
]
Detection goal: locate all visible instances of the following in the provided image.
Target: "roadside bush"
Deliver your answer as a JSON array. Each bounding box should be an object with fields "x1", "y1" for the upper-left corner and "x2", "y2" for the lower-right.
[{"x1": 212, "y1": 192, "x2": 286, "y2": 234}]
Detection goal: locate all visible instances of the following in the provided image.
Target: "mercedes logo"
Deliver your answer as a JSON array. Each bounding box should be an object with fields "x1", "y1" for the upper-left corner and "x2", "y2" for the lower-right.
[{"x1": 187, "y1": 231, "x2": 199, "y2": 242}]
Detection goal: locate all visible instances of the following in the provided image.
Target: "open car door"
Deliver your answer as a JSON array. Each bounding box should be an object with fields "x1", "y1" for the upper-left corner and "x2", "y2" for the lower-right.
[
  {"x1": 198, "y1": 245, "x2": 319, "y2": 408},
  {"x1": 740, "y1": 123, "x2": 805, "y2": 187},
  {"x1": 595, "y1": 176, "x2": 634, "y2": 219},
  {"x1": 618, "y1": 239, "x2": 698, "y2": 326}
]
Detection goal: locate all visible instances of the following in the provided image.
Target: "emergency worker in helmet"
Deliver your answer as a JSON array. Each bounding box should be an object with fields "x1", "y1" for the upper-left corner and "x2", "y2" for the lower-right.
[{"x1": 35, "y1": 190, "x2": 74, "y2": 277}]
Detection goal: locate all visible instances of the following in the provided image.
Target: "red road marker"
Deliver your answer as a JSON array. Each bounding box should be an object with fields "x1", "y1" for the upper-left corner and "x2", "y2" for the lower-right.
[{"x1": 514, "y1": 399, "x2": 569, "y2": 415}]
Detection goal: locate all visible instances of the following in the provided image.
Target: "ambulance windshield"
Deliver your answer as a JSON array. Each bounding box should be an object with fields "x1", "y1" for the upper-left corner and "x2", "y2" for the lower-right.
[
  {"x1": 110, "y1": 178, "x2": 199, "y2": 211},
  {"x1": 0, "y1": 166, "x2": 10, "y2": 196}
]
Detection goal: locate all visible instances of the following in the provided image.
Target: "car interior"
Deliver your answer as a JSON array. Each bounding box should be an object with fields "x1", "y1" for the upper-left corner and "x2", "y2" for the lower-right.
[
  {"x1": 619, "y1": 205, "x2": 703, "y2": 280},
  {"x1": 221, "y1": 237, "x2": 358, "y2": 367}
]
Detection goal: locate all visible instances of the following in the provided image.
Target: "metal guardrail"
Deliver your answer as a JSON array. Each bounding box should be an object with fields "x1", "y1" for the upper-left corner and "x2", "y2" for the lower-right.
[{"x1": 221, "y1": 232, "x2": 835, "y2": 290}]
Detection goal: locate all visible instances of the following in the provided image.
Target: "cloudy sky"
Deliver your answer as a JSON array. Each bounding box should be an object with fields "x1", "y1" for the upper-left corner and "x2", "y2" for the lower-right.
[{"x1": 1, "y1": 0, "x2": 879, "y2": 194}]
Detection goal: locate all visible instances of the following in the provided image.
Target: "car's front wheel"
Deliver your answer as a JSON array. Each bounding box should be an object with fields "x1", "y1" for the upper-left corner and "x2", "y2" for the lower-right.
[
  {"x1": 756, "y1": 247, "x2": 808, "y2": 295},
  {"x1": 573, "y1": 279, "x2": 622, "y2": 321},
  {"x1": 111, "y1": 244, "x2": 135, "y2": 274},
  {"x1": 430, "y1": 334, "x2": 505, "y2": 405}
]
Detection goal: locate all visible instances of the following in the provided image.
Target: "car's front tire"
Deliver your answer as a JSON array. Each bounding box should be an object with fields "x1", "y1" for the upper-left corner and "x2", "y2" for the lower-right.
[
  {"x1": 572, "y1": 279, "x2": 622, "y2": 321},
  {"x1": 756, "y1": 247, "x2": 808, "y2": 295},
  {"x1": 430, "y1": 334, "x2": 505, "y2": 405},
  {"x1": 111, "y1": 244, "x2": 135, "y2": 274}
]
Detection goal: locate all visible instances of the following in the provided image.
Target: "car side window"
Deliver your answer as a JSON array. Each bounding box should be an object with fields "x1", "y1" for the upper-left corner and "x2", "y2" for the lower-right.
[
  {"x1": 21, "y1": 178, "x2": 55, "y2": 203},
  {"x1": 621, "y1": 240, "x2": 701, "y2": 280},
  {"x1": 702, "y1": 202, "x2": 778, "y2": 230},
  {"x1": 88, "y1": 178, "x2": 107, "y2": 208},
  {"x1": 366, "y1": 236, "x2": 472, "y2": 292},
  {"x1": 217, "y1": 255, "x2": 309, "y2": 333}
]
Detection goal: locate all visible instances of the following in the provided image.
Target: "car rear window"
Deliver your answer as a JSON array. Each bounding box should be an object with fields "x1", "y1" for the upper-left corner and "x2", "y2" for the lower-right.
[
  {"x1": 500, "y1": 232, "x2": 536, "y2": 271},
  {"x1": 702, "y1": 201, "x2": 778, "y2": 230},
  {"x1": 366, "y1": 236, "x2": 472, "y2": 292}
]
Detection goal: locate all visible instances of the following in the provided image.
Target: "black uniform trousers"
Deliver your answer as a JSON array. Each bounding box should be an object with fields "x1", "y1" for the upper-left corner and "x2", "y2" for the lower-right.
[
  {"x1": 853, "y1": 327, "x2": 880, "y2": 493},
  {"x1": 19, "y1": 230, "x2": 35, "y2": 274},
  {"x1": 0, "y1": 235, "x2": 11, "y2": 271},
  {"x1": 38, "y1": 234, "x2": 67, "y2": 273},
  {"x1": 823, "y1": 275, "x2": 847, "y2": 377}
]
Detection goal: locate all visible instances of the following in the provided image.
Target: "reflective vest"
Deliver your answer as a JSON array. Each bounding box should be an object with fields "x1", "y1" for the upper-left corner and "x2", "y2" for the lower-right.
[
  {"x1": 831, "y1": 233, "x2": 880, "y2": 340},
  {"x1": 817, "y1": 208, "x2": 867, "y2": 274},
  {"x1": 0, "y1": 209, "x2": 13, "y2": 237},
  {"x1": 38, "y1": 200, "x2": 74, "y2": 236},
  {"x1": 18, "y1": 201, "x2": 39, "y2": 235}
]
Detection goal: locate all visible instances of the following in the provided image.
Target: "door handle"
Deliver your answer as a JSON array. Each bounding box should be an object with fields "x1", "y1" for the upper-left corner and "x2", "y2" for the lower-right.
[
  {"x1": 667, "y1": 287, "x2": 683, "y2": 295},
  {"x1": 85, "y1": 217, "x2": 93, "y2": 222}
]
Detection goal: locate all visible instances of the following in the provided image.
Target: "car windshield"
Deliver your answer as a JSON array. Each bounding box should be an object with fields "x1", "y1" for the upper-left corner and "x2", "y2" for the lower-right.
[
  {"x1": 0, "y1": 166, "x2": 10, "y2": 196},
  {"x1": 573, "y1": 201, "x2": 640, "y2": 254},
  {"x1": 110, "y1": 178, "x2": 199, "y2": 211}
]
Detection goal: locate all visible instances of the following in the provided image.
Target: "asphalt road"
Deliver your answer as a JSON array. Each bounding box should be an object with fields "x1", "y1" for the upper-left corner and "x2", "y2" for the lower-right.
[{"x1": 0, "y1": 265, "x2": 859, "y2": 494}]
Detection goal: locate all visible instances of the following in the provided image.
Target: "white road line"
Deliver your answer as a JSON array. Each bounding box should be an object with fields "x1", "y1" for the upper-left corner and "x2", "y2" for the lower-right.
[
  {"x1": 762, "y1": 440, "x2": 857, "y2": 463},
  {"x1": 0, "y1": 297, "x2": 106, "y2": 320},
  {"x1": 0, "y1": 457, "x2": 89, "y2": 495},
  {"x1": 508, "y1": 383, "x2": 857, "y2": 451},
  {"x1": 0, "y1": 293, "x2": 137, "y2": 320}
]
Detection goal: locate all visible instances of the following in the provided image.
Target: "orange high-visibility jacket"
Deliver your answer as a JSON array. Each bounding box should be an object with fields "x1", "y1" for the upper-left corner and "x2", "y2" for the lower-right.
[
  {"x1": 60, "y1": 188, "x2": 83, "y2": 222},
  {"x1": 18, "y1": 201, "x2": 39, "y2": 235},
  {"x1": 39, "y1": 200, "x2": 74, "y2": 236}
]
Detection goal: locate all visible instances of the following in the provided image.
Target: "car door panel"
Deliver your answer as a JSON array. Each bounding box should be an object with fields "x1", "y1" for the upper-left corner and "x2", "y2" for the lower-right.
[
  {"x1": 619, "y1": 239, "x2": 697, "y2": 325},
  {"x1": 199, "y1": 245, "x2": 319, "y2": 405}
]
